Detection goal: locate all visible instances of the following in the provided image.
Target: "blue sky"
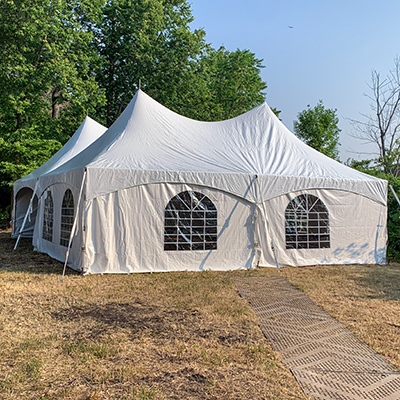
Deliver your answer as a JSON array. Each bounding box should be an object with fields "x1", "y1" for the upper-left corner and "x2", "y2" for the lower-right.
[{"x1": 189, "y1": 0, "x2": 400, "y2": 161}]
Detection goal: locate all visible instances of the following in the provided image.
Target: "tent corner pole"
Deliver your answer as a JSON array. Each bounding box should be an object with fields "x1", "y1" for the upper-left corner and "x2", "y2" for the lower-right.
[
  {"x1": 389, "y1": 184, "x2": 400, "y2": 208},
  {"x1": 60, "y1": 169, "x2": 87, "y2": 283},
  {"x1": 14, "y1": 179, "x2": 39, "y2": 250}
]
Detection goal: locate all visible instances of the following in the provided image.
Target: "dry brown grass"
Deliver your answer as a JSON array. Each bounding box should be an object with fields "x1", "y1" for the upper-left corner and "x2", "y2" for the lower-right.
[
  {"x1": 2, "y1": 230, "x2": 399, "y2": 399},
  {"x1": 0, "y1": 231, "x2": 306, "y2": 400}
]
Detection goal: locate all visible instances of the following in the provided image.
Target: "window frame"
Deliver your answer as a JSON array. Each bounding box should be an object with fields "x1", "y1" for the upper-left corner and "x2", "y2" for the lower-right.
[
  {"x1": 42, "y1": 190, "x2": 54, "y2": 242},
  {"x1": 285, "y1": 194, "x2": 330, "y2": 250},
  {"x1": 60, "y1": 189, "x2": 74, "y2": 247},
  {"x1": 164, "y1": 190, "x2": 218, "y2": 252}
]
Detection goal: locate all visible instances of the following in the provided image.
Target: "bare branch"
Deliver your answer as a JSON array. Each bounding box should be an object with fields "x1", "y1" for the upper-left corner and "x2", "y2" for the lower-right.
[{"x1": 351, "y1": 58, "x2": 400, "y2": 172}]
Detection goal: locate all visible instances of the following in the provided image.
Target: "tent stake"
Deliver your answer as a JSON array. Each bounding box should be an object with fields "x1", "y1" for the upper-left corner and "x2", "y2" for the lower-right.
[
  {"x1": 14, "y1": 179, "x2": 39, "y2": 250},
  {"x1": 60, "y1": 170, "x2": 87, "y2": 283}
]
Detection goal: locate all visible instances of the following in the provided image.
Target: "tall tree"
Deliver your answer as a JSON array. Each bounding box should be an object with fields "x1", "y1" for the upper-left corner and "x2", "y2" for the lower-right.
[
  {"x1": 293, "y1": 100, "x2": 341, "y2": 160},
  {"x1": 0, "y1": 0, "x2": 105, "y2": 212},
  {"x1": 0, "y1": 0, "x2": 105, "y2": 140},
  {"x1": 349, "y1": 57, "x2": 400, "y2": 174},
  {"x1": 95, "y1": 0, "x2": 207, "y2": 125},
  {"x1": 161, "y1": 46, "x2": 268, "y2": 122},
  {"x1": 95, "y1": 2, "x2": 268, "y2": 124},
  {"x1": 205, "y1": 47, "x2": 267, "y2": 121}
]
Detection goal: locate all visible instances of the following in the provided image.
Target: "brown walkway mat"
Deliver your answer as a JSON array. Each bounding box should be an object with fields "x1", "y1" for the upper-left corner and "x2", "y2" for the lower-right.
[{"x1": 233, "y1": 276, "x2": 400, "y2": 400}]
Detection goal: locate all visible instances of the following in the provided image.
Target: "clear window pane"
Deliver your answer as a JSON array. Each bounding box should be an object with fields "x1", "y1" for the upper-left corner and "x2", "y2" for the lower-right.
[
  {"x1": 43, "y1": 191, "x2": 54, "y2": 242},
  {"x1": 164, "y1": 190, "x2": 217, "y2": 252},
  {"x1": 60, "y1": 189, "x2": 74, "y2": 247},
  {"x1": 285, "y1": 194, "x2": 330, "y2": 250}
]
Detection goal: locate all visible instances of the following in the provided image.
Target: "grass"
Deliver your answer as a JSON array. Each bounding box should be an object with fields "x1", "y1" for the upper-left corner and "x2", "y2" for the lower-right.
[
  {"x1": 0, "y1": 231, "x2": 306, "y2": 400},
  {"x1": 1, "y1": 230, "x2": 399, "y2": 399}
]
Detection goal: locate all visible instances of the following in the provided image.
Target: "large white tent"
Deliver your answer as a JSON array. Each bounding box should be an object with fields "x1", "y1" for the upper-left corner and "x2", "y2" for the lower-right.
[
  {"x1": 13, "y1": 90, "x2": 387, "y2": 273},
  {"x1": 12, "y1": 116, "x2": 107, "y2": 239}
]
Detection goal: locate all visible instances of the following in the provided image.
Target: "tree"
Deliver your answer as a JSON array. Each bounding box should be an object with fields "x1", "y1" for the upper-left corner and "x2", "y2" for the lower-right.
[
  {"x1": 199, "y1": 47, "x2": 267, "y2": 121},
  {"x1": 95, "y1": 0, "x2": 207, "y2": 125},
  {"x1": 94, "y1": 1, "x2": 268, "y2": 124},
  {"x1": 293, "y1": 100, "x2": 341, "y2": 160},
  {"x1": 349, "y1": 57, "x2": 400, "y2": 174},
  {"x1": 0, "y1": 0, "x2": 105, "y2": 215},
  {"x1": 0, "y1": 0, "x2": 105, "y2": 139},
  {"x1": 166, "y1": 46, "x2": 268, "y2": 122},
  {"x1": 0, "y1": 137, "x2": 62, "y2": 212}
]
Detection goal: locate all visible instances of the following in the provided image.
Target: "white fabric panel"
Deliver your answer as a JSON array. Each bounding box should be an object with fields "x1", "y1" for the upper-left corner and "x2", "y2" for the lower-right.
[
  {"x1": 83, "y1": 184, "x2": 256, "y2": 274},
  {"x1": 22, "y1": 169, "x2": 86, "y2": 205},
  {"x1": 12, "y1": 188, "x2": 38, "y2": 238},
  {"x1": 33, "y1": 183, "x2": 83, "y2": 271},
  {"x1": 85, "y1": 169, "x2": 259, "y2": 202},
  {"x1": 83, "y1": 168, "x2": 387, "y2": 206},
  {"x1": 257, "y1": 189, "x2": 387, "y2": 267}
]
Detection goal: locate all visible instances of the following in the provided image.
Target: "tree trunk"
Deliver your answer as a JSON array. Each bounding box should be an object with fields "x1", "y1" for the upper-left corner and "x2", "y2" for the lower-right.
[
  {"x1": 52, "y1": 88, "x2": 61, "y2": 119},
  {"x1": 16, "y1": 113, "x2": 23, "y2": 130}
]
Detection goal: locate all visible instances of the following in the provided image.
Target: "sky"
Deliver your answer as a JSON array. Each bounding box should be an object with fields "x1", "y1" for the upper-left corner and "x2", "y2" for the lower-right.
[{"x1": 189, "y1": 0, "x2": 400, "y2": 161}]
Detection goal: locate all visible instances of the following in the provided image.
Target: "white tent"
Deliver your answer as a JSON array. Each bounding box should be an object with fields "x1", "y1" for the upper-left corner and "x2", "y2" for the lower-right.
[
  {"x1": 13, "y1": 90, "x2": 387, "y2": 273},
  {"x1": 12, "y1": 116, "x2": 107, "y2": 238}
]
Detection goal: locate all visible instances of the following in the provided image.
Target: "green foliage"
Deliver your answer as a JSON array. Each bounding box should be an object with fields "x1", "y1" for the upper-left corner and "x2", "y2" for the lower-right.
[
  {"x1": 384, "y1": 176, "x2": 400, "y2": 262},
  {"x1": 0, "y1": 137, "x2": 61, "y2": 185},
  {"x1": 293, "y1": 100, "x2": 341, "y2": 160},
  {"x1": 198, "y1": 47, "x2": 267, "y2": 121},
  {"x1": 96, "y1": 0, "x2": 208, "y2": 125},
  {"x1": 160, "y1": 46, "x2": 267, "y2": 122},
  {"x1": 95, "y1": 2, "x2": 267, "y2": 124},
  {"x1": 377, "y1": 147, "x2": 400, "y2": 177},
  {"x1": 0, "y1": 0, "x2": 105, "y2": 219},
  {"x1": 0, "y1": 0, "x2": 105, "y2": 136},
  {"x1": 0, "y1": 135, "x2": 61, "y2": 218},
  {"x1": 270, "y1": 107, "x2": 282, "y2": 119}
]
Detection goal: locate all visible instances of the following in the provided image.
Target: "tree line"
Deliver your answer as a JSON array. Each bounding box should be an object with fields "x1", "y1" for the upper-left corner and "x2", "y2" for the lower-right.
[{"x1": 0, "y1": 0, "x2": 268, "y2": 216}]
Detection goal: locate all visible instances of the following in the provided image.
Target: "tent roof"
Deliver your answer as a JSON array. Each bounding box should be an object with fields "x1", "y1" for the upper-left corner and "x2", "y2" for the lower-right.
[
  {"x1": 48, "y1": 90, "x2": 376, "y2": 180},
  {"x1": 24, "y1": 90, "x2": 387, "y2": 204},
  {"x1": 17, "y1": 116, "x2": 107, "y2": 185}
]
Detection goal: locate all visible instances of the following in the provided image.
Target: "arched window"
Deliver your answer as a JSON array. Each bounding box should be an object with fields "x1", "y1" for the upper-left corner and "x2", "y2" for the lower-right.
[
  {"x1": 60, "y1": 189, "x2": 74, "y2": 247},
  {"x1": 285, "y1": 194, "x2": 330, "y2": 249},
  {"x1": 42, "y1": 190, "x2": 54, "y2": 242},
  {"x1": 164, "y1": 191, "x2": 217, "y2": 251}
]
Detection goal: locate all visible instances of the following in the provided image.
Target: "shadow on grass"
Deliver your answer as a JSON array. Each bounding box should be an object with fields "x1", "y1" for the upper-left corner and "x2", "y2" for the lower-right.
[
  {"x1": 0, "y1": 231, "x2": 79, "y2": 276},
  {"x1": 51, "y1": 301, "x2": 250, "y2": 345}
]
